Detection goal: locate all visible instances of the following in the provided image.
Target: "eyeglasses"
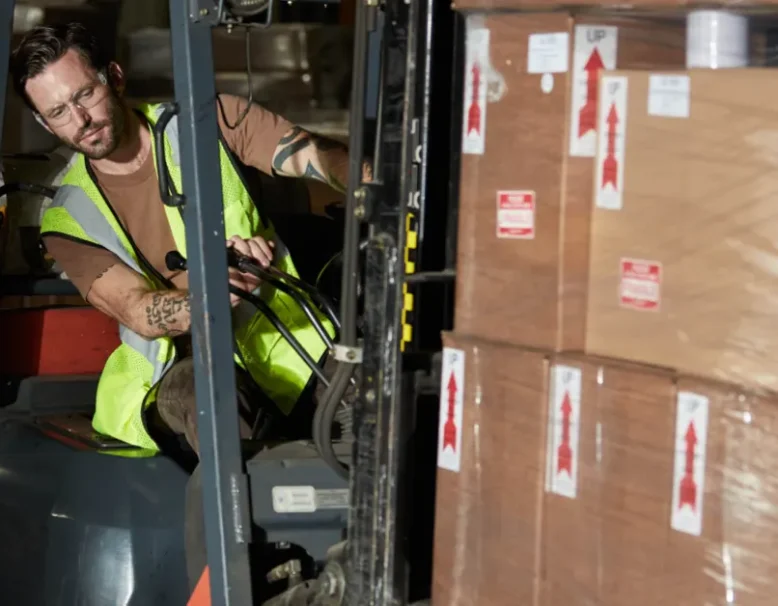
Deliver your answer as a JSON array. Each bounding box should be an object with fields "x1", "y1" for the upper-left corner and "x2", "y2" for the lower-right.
[{"x1": 35, "y1": 72, "x2": 110, "y2": 128}]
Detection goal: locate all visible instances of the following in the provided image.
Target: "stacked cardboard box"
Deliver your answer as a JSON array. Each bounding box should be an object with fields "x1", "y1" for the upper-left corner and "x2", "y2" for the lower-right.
[
  {"x1": 433, "y1": 334, "x2": 778, "y2": 605},
  {"x1": 454, "y1": 12, "x2": 685, "y2": 351},
  {"x1": 433, "y1": 6, "x2": 778, "y2": 606}
]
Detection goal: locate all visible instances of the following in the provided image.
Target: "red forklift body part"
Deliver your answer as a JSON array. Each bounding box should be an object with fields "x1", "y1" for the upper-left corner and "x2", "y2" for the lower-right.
[
  {"x1": 189, "y1": 567, "x2": 211, "y2": 606},
  {"x1": 0, "y1": 307, "x2": 119, "y2": 376}
]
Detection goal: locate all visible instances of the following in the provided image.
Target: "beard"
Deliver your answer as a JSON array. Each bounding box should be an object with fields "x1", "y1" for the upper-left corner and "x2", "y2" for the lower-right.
[{"x1": 65, "y1": 94, "x2": 126, "y2": 160}]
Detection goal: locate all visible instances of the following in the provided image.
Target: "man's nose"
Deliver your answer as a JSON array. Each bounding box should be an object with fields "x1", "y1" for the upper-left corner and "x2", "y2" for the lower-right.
[{"x1": 70, "y1": 104, "x2": 91, "y2": 128}]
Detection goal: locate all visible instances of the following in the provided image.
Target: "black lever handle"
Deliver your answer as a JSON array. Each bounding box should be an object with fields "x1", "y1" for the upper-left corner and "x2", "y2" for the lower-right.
[
  {"x1": 227, "y1": 248, "x2": 338, "y2": 347},
  {"x1": 227, "y1": 248, "x2": 341, "y2": 332},
  {"x1": 153, "y1": 103, "x2": 185, "y2": 208},
  {"x1": 165, "y1": 248, "x2": 338, "y2": 374},
  {"x1": 165, "y1": 250, "x2": 188, "y2": 272}
]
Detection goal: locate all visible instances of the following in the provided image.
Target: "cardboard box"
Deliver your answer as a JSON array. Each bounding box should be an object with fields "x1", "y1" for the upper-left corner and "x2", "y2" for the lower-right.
[
  {"x1": 454, "y1": 13, "x2": 684, "y2": 351},
  {"x1": 432, "y1": 335, "x2": 778, "y2": 605},
  {"x1": 586, "y1": 68, "x2": 778, "y2": 392},
  {"x1": 432, "y1": 332, "x2": 549, "y2": 606},
  {"x1": 452, "y1": 0, "x2": 778, "y2": 11}
]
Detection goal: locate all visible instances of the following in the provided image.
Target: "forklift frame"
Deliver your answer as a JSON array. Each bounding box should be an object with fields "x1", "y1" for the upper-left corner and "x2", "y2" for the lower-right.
[{"x1": 0, "y1": 0, "x2": 433, "y2": 602}]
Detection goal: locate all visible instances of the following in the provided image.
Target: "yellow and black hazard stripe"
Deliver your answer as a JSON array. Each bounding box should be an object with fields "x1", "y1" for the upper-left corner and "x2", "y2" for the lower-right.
[{"x1": 401, "y1": 211, "x2": 419, "y2": 352}]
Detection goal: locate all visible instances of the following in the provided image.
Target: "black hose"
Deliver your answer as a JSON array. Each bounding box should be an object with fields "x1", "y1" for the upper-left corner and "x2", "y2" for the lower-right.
[
  {"x1": 227, "y1": 248, "x2": 339, "y2": 345},
  {"x1": 229, "y1": 285, "x2": 330, "y2": 387},
  {"x1": 312, "y1": 364, "x2": 352, "y2": 480}
]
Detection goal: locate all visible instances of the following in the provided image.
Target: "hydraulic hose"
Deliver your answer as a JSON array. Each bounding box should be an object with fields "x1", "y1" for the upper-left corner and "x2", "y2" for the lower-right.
[{"x1": 310, "y1": 0, "x2": 375, "y2": 481}]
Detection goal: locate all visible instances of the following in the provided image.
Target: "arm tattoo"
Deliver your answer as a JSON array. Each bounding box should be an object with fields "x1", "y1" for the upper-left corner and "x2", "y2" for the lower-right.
[
  {"x1": 145, "y1": 292, "x2": 191, "y2": 337},
  {"x1": 278, "y1": 126, "x2": 304, "y2": 145},
  {"x1": 94, "y1": 264, "x2": 116, "y2": 281},
  {"x1": 303, "y1": 161, "x2": 326, "y2": 182},
  {"x1": 272, "y1": 127, "x2": 350, "y2": 191},
  {"x1": 272, "y1": 136, "x2": 312, "y2": 173}
]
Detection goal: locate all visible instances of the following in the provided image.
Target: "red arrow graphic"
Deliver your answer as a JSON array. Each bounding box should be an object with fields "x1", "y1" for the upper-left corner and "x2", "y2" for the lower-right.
[
  {"x1": 601, "y1": 104, "x2": 619, "y2": 189},
  {"x1": 442, "y1": 371, "x2": 458, "y2": 451},
  {"x1": 679, "y1": 422, "x2": 698, "y2": 511},
  {"x1": 578, "y1": 48, "x2": 605, "y2": 138},
  {"x1": 467, "y1": 63, "x2": 482, "y2": 136},
  {"x1": 557, "y1": 391, "x2": 573, "y2": 476}
]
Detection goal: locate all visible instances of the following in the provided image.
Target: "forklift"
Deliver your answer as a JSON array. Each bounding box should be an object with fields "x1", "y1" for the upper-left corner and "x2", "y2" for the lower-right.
[{"x1": 0, "y1": 0, "x2": 459, "y2": 603}]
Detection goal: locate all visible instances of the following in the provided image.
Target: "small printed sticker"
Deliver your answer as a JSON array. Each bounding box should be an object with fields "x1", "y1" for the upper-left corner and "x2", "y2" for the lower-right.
[
  {"x1": 272, "y1": 486, "x2": 317, "y2": 513},
  {"x1": 462, "y1": 28, "x2": 490, "y2": 155},
  {"x1": 545, "y1": 365, "x2": 582, "y2": 499},
  {"x1": 438, "y1": 347, "x2": 465, "y2": 473},
  {"x1": 648, "y1": 74, "x2": 691, "y2": 119},
  {"x1": 315, "y1": 488, "x2": 350, "y2": 510},
  {"x1": 671, "y1": 391, "x2": 709, "y2": 536},
  {"x1": 527, "y1": 32, "x2": 570, "y2": 75},
  {"x1": 271, "y1": 487, "x2": 350, "y2": 513},
  {"x1": 569, "y1": 25, "x2": 618, "y2": 157},
  {"x1": 619, "y1": 258, "x2": 662, "y2": 312},
  {"x1": 496, "y1": 190, "x2": 535, "y2": 239},
  {"x1": 595, "y1": 75, "x2": 629, "y2": 210}
]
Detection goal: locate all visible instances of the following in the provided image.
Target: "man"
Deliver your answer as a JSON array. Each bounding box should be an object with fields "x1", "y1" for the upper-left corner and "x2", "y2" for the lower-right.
[{"x1": 10, "y1": 23, "x2": 357, "y2": 455}]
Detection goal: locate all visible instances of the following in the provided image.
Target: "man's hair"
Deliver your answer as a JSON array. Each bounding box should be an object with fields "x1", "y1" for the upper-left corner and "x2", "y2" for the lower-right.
[{"x1": 10, "y1": 23, "x2": 111, "y2": 112}]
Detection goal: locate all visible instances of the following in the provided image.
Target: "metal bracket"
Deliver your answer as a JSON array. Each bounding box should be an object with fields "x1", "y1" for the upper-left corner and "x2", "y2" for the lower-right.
[
  {"x1": 190, "y1": 0, "x2": 221, "y2": 24},
  {"x1": 353, "y1": 182, "x2": 381, "y2": 222},
  {"x1": 332, "y1": 344, "x2": 364, "y2": 364}
]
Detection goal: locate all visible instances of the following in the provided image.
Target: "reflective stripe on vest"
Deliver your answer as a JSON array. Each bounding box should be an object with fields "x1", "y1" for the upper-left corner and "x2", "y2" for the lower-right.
[{"x1": 40, "y1": 101, "x2": 334, "y2": 451}]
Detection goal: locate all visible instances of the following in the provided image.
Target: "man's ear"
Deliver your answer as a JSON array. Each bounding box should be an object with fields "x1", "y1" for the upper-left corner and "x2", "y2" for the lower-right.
[
  {"x1": 33, "y1": 112, "x2": 53, "y2": 135},
  {"x1": 107, "y1": 61, "x2": 126, "y2": 96}
]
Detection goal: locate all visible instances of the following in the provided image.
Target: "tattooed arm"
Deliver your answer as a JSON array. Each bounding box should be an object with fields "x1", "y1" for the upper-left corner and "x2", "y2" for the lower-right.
[
  {"x1": 271, "y1": 126, "x2": 371, "y2": 193},
  {"x1": 87, "y1": 263, "x2": 192, "y2": 339}
]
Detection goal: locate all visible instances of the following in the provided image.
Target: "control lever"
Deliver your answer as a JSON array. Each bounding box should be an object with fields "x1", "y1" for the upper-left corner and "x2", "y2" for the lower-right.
[
  {"x1": 227, "y1": 247, "x2": 341, "y2": 332},
  {"x1": 226, "y1": 247, "x2": 340, "y2": 340},
  {"x1": 165, "y1": 250, "x2": 331, "y2": 385}
]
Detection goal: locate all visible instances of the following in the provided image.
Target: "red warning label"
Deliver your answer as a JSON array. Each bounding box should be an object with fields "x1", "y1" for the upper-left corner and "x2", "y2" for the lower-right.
[
  {"x1": 620, "y1": 258, "x2": 662, "y2": 311},
  {"x1": 496, "y1": 190, "x2": 535, "y2": 239}
]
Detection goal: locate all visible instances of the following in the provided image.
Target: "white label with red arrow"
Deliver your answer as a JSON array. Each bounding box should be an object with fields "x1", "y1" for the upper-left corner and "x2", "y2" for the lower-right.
[
  {"x1": 437, "y1": 347, "x2": 466, "y2": 473},
  {"x1": 595, "y1": 75, "x2": 628, "y2": 211},
  {"x1": 545, "y1": 365, "x2": 582, "y2": 499},
  {"x1": 671, "y1": 391, "x2": 709, "y2": 536},
  {"x1": 569, "y1": 25, "x2": 618, "y2": 158},
  {"x1": 461, "y1": 27, "x2": 490, "y2": 156}
]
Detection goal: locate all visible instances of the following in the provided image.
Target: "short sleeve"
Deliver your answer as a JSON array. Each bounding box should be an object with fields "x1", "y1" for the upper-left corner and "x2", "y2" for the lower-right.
[
  {"x1": 216, "y1": 94, "x2": 294, "y2": 176},
  {"x1": 42, "y1": 235, "x2": 123, "y2": 301}
]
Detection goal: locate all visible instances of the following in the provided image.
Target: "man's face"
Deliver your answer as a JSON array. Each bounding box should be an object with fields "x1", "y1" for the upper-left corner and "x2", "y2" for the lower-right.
[{"x1": 24, "y1": 48, "x2": 125, "y2": 160}]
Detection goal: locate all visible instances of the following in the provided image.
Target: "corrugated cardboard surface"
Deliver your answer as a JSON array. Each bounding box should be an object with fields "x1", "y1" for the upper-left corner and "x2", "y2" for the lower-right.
[
  {"x1": 452, "y1": 0, "x2": 778, "y2": 11},
  {"x1": 432, "y1": 335, "x2": 778, "y2": 605},
  {"x1": 454, "y1": 13, "x2": 684, "y2": 352},
  {"x1": 586, "y1": 68, "x2": 778, "y2": 392},
  {"x1": 432, "y1": 332, "x2": 549, "y2": 606}
]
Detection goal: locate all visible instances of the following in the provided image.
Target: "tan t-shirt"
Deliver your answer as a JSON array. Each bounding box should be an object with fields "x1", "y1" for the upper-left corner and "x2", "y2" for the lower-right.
[{"x1": 43, "y1": 94, "x2": 293, "y2": 299}]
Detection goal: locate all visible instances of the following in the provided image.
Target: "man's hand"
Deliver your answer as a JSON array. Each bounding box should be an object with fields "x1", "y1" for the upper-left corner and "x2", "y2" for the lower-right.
[{"x1": 226, "y1": 235, "x2": 274, "y2": 307}]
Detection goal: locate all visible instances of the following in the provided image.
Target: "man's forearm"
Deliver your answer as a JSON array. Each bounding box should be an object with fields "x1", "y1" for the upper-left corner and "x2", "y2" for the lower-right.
[
  {"x1": 139, "y1": 290, "x2": 192, "y2": 339},
  {"x1": 272, "y1": 127, "x2": 370, "y2": 193}
]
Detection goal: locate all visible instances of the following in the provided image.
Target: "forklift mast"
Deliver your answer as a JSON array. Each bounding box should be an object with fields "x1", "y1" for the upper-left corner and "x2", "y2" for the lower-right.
[{"x1": 0, "y1": 0, "x2": 455, "y2": 603}]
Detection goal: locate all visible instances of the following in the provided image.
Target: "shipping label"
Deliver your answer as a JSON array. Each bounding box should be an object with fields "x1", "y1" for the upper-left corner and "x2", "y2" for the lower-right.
[
  {"x1": 595, "y1": 75, "x2": 628, "y2": 210},
  {"x1": 462, "y1": 28, "x2": 490, "y2": 155},
  {"x1": 438, "y1": 347, "x2": 466, "y2": 473},
  {"x1": 496, "y1": 190, "x2": 535, "y2": 239},
  {"x1": 546, "y1": 365, "x2": 582, "y2": 499},
  {"x1": 619, "y1": 258, "x2": 662, "y2": 312},
  {"x1": 569, "y1": 25, "x2": 618, "y2": 157},
  {"x1": 670, "y1": 391, "x2": 709, "y2": 536}
]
